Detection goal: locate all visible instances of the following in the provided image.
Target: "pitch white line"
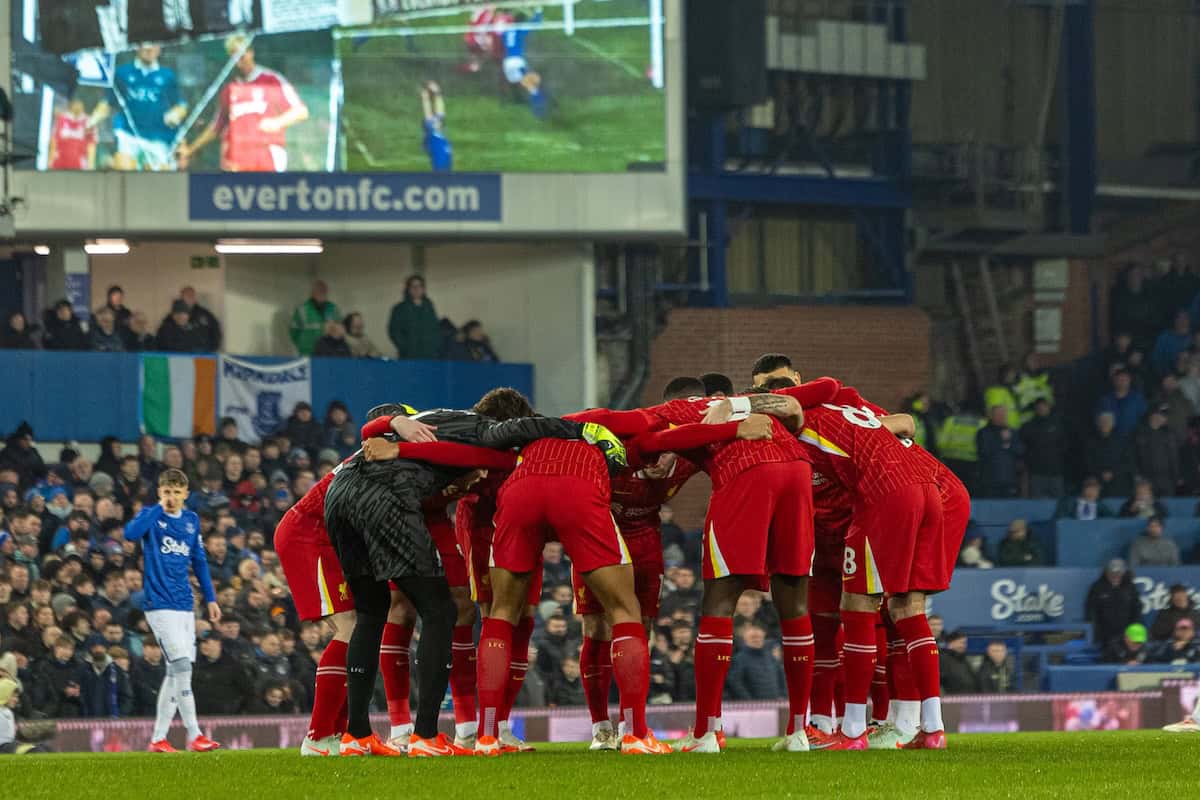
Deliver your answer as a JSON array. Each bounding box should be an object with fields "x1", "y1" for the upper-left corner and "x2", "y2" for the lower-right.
[{"x1": 567, "y1": 33, "x2": 643, "y2": 81}]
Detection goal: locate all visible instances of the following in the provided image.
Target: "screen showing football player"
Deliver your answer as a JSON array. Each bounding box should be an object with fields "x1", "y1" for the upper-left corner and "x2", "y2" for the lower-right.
[
  {"x1": 178, "y1": 33, "x2": 309, "y2": 172},
  {"x1": 49, "y1": 99, "x2": 97, "y2": 170},
  {"x1": 88, "y1": 44, "x2": 187, "y2": 171}
]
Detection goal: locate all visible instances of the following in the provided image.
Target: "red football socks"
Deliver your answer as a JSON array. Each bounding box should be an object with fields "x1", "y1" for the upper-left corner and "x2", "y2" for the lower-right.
[
  {"x1": 450, "y1": 624, "x2": 477, "y2": 726},
  {"x1": 871, "y1": 620, "x2": 891, "y2": 723},
  {"x1": 780, "y1": 615, "x2": 815, "y2": 735},
  {"x1": 308, "y1": 639, "x2": 348, "y2": 740},
  {"x1": 476, "y1": 617, "x2": 514, "y2": 738},
  {"x1": 581, "y1": 636, "x2": 613, "y2": 725},
  {"x1": 501, "y1": 616, "x2": 534, "y2": 722},
  {"x1": 809, "y1": 614, "x2": 841, "y2": 731},
  {"x1": 894, "y1": 614, "x2": 941, "y2": 701},
  {"x1": 379, "y1": 623, "x2": 413, "y2": 727},
  {"x1": 610, "y1": 622, "x2": 650, "y2": 739},
  {"x1": 840, "y1": 610, "x2": 878, "y2": 738},
  {"x1": 693, "y1": 616, "x2": 734, "y2": 737},
  {"x1": 885, "y1": 615, "x2": 920, "y2": 702}
]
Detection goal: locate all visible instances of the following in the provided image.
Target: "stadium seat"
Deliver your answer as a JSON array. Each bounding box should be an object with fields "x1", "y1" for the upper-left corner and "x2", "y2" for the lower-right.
[
  {"x1": 969, "y1": 499, "x2": 1057, "y2": 526},
  {"x1": 1055, "y1": 519, "x2": 1200, "y2": 567}
]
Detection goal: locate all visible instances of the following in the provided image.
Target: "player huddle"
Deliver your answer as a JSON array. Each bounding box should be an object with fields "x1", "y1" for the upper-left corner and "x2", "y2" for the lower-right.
[{"x1": 126, "y1": 352, "x2": 969, "y2": 757}]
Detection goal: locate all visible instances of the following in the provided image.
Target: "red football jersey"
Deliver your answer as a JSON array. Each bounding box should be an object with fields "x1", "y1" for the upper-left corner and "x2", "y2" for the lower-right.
[
  {"x1": 455, "y1": 470, "x2": 507, "y2": 534},
  {"x1": 51, "y1": 113, "x2": 94, "y2": 170},
  {"x1": 507, "y1": 439, "x2": 610, "y2": 497},
  {"x1": 645, "y1": 397, "x2": 808, "y2": 490},
  {"x1": 610, "y1": 457, "x2": 699, "y2": 538},
  {"x1": 812, "y1": 474, "x2": 853, "y2": 538},
  {"x1": 293, "y1": 468, "x2": 335, "y2": 521},
  {"x1": 216, "y1": 67, "x2": 304, "y2": 171},
  {"x1": 798, "y1": 403, "x2": 938, "y2": 508}
]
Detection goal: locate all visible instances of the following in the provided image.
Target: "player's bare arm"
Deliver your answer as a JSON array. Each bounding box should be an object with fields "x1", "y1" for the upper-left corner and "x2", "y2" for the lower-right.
[
  {"x1": 164, "y1": 103, "x2": 188, "y2": 127},
  {"x1": 390, "y1": 415, "x2": 438, "y2": 442},
  {"x1": 737, "y1": 414, "x2": 774, "y2": 441},
  {"x1": 178, "y1": 122, "x2": 220, "y2": 166},
  {"x1": 363, "y1": 437, "x2": 399, "y2": 461},
  {"x1": 702, "y1": 394, "x2": 803, "y2": 429},
  {"x1": 260, "y1": 103, "x2": 309, "y2": 134}
]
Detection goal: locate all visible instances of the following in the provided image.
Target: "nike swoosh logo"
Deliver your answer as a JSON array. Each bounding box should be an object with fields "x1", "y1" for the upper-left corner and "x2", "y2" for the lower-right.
[{"x1": 309, "y1": 747, "x2": 330, "y2": 756}]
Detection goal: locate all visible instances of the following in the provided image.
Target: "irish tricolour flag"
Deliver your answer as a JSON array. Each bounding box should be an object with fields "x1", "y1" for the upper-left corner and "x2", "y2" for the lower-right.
[{"x1": 140, "y1": 355, "x2": 217, "y2": 438}]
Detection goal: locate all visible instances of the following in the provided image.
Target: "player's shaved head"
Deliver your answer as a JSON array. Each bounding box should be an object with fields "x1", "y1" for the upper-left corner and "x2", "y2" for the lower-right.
[
  {"x1": 663, "y1": 377, "x2": 704, "y2": 400},
  {"x1": 474, "y1": 387, "x2": 534, "y2": 421},
  {"x1": 700, "y1": 373, "x2": 735, "y2": 398},
  {"x1": 751, "y1": 353, "x2": 800, "y2": 387}
]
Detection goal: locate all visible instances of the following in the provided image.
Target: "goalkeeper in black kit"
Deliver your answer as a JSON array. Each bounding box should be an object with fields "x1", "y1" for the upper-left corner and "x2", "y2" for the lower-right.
[{"x1": 324, "y1": 401, "x2": 625, "y2": 757}]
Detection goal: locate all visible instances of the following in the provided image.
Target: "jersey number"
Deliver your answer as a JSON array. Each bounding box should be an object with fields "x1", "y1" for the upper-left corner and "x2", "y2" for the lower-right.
[
  {"x1": 843, "y1": 546, "x2": 858, "y2": 576},
  {"x1": 822, "y1": 404, "x2": 883, "y2": 429}
]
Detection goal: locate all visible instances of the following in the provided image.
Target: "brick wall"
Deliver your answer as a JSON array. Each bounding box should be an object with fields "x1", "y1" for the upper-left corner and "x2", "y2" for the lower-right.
[{"x1": 639, "y1": 305, "x2": 933, "y2": 530}]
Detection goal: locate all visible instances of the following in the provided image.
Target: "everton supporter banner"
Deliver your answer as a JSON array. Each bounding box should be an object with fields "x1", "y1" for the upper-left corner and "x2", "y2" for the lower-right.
[
  {"x1": 188, "y1": 173, "x2": 502, "y2": 221},
  {"x1": 218, "y1": 355, "x2": 312, "y2": 444},
  {"x1": 930, "y1": 567, "x2": 1200, "y2": 632}
]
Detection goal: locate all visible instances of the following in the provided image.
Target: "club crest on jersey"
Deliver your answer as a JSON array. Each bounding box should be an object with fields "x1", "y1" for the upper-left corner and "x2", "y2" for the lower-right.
[
  {"x1": 185, "y1": 522, "x2": 195, "y2": 535},
  {"x1": 160, "y1": 536, "x2": 192, "y2": 557}
]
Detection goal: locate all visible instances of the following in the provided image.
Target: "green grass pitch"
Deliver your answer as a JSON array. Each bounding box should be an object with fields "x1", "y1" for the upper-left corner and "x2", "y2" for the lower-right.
[
  {"x1": 339, "y1": 0, "x2": 666, "y2": 172},
  {"x1": 5, "y1": 732, "x2": 1195, "y2": 799}
]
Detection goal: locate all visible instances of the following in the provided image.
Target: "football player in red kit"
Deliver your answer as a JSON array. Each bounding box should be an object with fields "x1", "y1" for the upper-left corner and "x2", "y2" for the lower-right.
[
  {"x1": 49, "y1": 99, "x2": 96, "y2": 170},
  {"x1": 775, "y1": 380, "x2": 961, "y2": 750},
  {"x1": 178, "y1": 34, "x2": 309, "y2": 172}
]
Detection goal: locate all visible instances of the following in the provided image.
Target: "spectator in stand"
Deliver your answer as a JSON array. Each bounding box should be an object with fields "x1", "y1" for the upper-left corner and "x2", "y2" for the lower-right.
[
  {"x1": 1118, "y1": 479, "x2": 1168, "y2": 519},
  {"x1": 1102, "y1": 623, "x2": 1151, "y2": 665},
  {"x1": 123, "y1": 312, "x2": 156, "y2": 351},
  {"x1": 0, "y1": 312, "x2": 36, "y2": 350},
  {"x1": 1153, "y1": 309, "x2": 1193, "y2": 376},
  {"x1": 77, "y1": 640, "x2": 131, "y2": 717},
  {"x1": 250, "y1": 683, "x2": 298, "y2": 715},
  {"x1": 0, "y1": 423, "x2": 45, "y2": 492},
  {"x1": 939, "y1": 631, "x2": 977, "y2": 694},
  {"x1": 1128, "y1": 516, "x2": 1181, "y2": 567},
  {"x1": 533, "y1": 614, "x2": 575, "y2": 683},
  {"x1": 1086, "y1": 559, "x2": 1142, "y2": 645},
  {"x1": 460, "y1": 320, "x2": 499, "y2": 362},
  {"x1": 975, "y1": 404, "x2": 1024, "y2": 498},
  {"x1": 88, "y1": 306, "x2": 125, "y2": 352},
  {"x1": 1157, "y1": 373, "x2": 1194, "y2": 442},
  {"x1": 388, "y1": 275, "x2": 441, "y2": 360},
  {"x1": 130, "y1": 638, "x2": 164, "y2": 715},
  {"x1": 957, "y1": 535, "x2": 993, "y2": 569},
  {"x1": 1150, "y1": 585, "x2": 1200, "y2": 641},
  {"x1": 976, "y1": 640, "x2": 1016, "y2": 693},
  {"x1": 1084, "y1": 412, "x2": 1136, "y2": 498},
  {"x1": 322, "y1": 402, "x2": 355, "y2": 457},
  {"x1": 1097, "y1": 369, "x2": 1147, "y2": 438},
  {"x1": 156, "y1": 301, "x2": 205, "y2": 353},
  {"x1": 31, "y1": 636, "x2": 80, "y2": 718},
  {"x1": 547, "y1": 655, "x2": 585, "y2": 707},
  {"x1": 1151, "y1": 618, "x2": 1200, "y2": 664},
  {"x1": 312, "y1": 320, "x2": 352, "y2": 358},
  {"x1": 725, "y1": 623, "x2": 785, "y2": 700},
  {"x1": 1020, "y1": 398, "x2": 1066, "y2": 498},
  {"x1": 997, "y1": 519, "x2": 1044, "y2": 567},
  {"x1": 1179, "y1": 355, "x2": 1200, "y2": 414},
  {"x1": 982, "y1": 365, "x2": 1021, "y2": 430},
  {"x1": 103, "y1": 286, "x2": 132, "y2": 332},
  {"x1": 41, "y1": 300, "x2": 88, "y2": 351},
  {"x1": 279, "y1": 403, "x2": 322, "y2": 459},
  {"x1": 341, "y1": 312, "x2": 381, "y2": 358},
  {"x1": 1110, "y1": 264, "x2": 1160, "y2": 347},
  {"x1": 1134, "y1": 406, "x2": 1181, "y2": 498},
  {"x1": 178, "y1": 287, "x2": 221, "y2": 352},
  {"x1": 193, "y1": 633, "x2": 253, "y2": 715},
  {"x1": 289, "y1": 281, "x2": 339, "y2": 357}
]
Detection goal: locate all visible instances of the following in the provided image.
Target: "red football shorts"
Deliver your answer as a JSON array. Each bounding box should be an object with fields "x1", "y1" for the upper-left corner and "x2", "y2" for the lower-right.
[
  {"x1": 937, "y1": 473, "x2": 971, "y2": 591},
  {"x1": 457, "y1": 522, "x2": 541, "y2": 606},
  {"x1": 573, "y1": 529, "x2": 663, "y2": 617},
  {"x1": 702, "y1": 461, "x2": 814, "y2": 580},
  {"x1": 427, "y1": 514, "x2": 469, "y2": 589},
  {"x1": 275, "y1": 507, "x2": 354, "y2": 622},
  {"x1": 492, "y1": 476, "x2": 630, "y2": 575},
  {"x1": 843, "y1": 483, "x2": 944, "y2": 595}
]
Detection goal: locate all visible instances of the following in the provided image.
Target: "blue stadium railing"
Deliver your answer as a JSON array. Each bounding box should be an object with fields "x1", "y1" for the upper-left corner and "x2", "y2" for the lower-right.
[{"x1": 0, "y1": 351, "x2": 535, "y2": 442}]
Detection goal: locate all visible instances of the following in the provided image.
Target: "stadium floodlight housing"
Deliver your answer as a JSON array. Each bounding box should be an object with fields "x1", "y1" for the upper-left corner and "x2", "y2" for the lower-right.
[
  {"x1": 33, "y1": 245, "x2": 50, "y2": 255},
  {"x1": 84, "y1": 239, "x2": 130, "y2": 255},
  {"x1": 214, "y1": 239, "x2": 324, "y2": 255}
]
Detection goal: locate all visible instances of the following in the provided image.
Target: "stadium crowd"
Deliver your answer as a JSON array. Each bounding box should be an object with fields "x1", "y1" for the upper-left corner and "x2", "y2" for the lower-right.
[{"x1": 0, "y1": 276, "x2": 499, "y2": 363}]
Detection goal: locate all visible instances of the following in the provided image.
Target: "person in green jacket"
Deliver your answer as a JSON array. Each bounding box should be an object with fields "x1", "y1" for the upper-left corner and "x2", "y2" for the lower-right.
[
  {"x1": 388, "y1": 275, "x2": 443, "y2": 360},
  {"x1": 289, "y1": 280, "x2": 340, "y2": 356}
]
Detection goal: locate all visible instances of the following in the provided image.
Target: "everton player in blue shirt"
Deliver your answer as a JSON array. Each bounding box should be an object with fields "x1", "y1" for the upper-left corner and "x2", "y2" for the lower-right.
[
  {"x1": 502, "y1": 9, "x2": 548, "y2": 118},
  {"x1": 91, "y1": 43, "x2": 188, "y2": 171},
  {"x1": 125, "y1": 468, "x2": 221, "y2": 752},
  {"x1": 420, "y1": 81, "x2": 453, "y2": 172}
]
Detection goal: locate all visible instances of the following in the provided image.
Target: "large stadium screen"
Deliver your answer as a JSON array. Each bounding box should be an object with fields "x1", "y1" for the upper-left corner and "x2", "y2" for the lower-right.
[{"x1": 14, "y1": 0, "x2": 668, "y2": 174}]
